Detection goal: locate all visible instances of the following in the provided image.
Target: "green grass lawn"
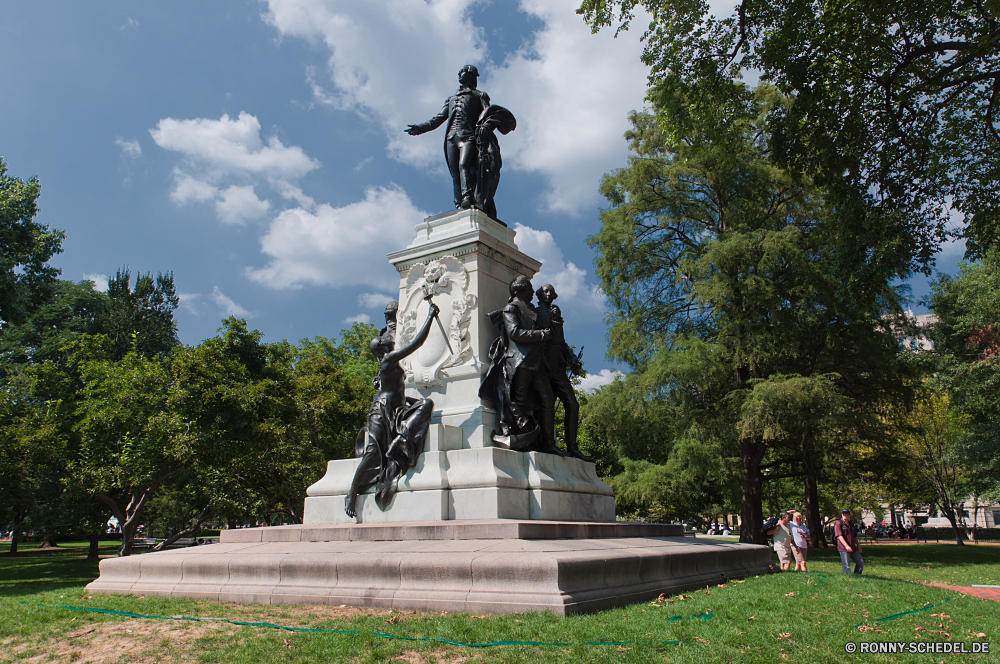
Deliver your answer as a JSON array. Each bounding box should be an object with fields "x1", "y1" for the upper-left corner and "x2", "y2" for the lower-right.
[{"x1": 1, "y1": 541, "x2": 997, "y2": 663}]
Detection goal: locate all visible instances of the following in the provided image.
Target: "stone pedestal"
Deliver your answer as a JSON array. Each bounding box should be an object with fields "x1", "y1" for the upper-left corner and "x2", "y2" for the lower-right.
[
  {"x1": 304, "y1": 209, "x2": 614, "y2": 525},
  {"x1": 387, "y1": 208, "x2": 539, "y2": 450},
  {"x1": 303, "y1": 441, "x2": 615, "y2": 524},
  {"x1": 87, "y1": 522, "x2": 772, "y2": 615}
]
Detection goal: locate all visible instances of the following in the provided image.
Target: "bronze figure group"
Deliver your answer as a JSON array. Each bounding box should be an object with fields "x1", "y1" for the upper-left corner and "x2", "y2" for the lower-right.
[
  {"x1": 344, "y1": 278, "x2": 590, "y2": 518},
  {"x1": 479, "y1": 277, "x2": 591, "y2": 460}
]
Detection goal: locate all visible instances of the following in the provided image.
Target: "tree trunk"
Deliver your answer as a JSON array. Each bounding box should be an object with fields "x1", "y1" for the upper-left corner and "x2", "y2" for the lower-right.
[
  {"x1": 9, "y1": 509, "x2": 25, "y2": 555},
  {"x1": 286, "y1": 496, "x2": 303, "y2": 524},
  {"x1": 120, "y1": 522, "x2": 136, "y2": 557},
  {"x1": 963, "y1": 501, "x2": 980, "y2": 543},
  {"x1": 889, "y1": 503, "x2": 897, "y2": 528},
  {"x1": 152, "y1": 505, "x2": 215, "y2": 551},
  {"x1": 803, "y1": 470, "x2": 828, "y2": 548},
  {"x1": 739, "y1": 440, "x2": 766, "y2": 544},
  {"x1": 942, "y1": 506, "x2": 965, "y2": 546},
  {"x1": 87, "y1": 533, "x2": 101, "y2": 561},
  {"x1": 100, "y1": 466, "x2": 186, "y2": 557}
]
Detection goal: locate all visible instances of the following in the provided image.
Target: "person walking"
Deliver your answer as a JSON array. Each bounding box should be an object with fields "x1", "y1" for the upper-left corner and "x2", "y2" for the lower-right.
[
  {"x1": 790, "y1": 512, "x2": 810, "y2": 572},
  {"x1": 767, "y1": 511, "x2": 795, "y2": 571},
  {"x1": 835, "y1": 508, "x2": 864, "y2": 574}
]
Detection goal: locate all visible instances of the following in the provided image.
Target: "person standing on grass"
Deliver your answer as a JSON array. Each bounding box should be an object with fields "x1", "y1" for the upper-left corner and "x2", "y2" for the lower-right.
[
  {"x1": 835, "y1": 508, "x2": 864, "y2": 574},
  {"x1": 767, "y1": 511, "x2": 794, "y2": 571},
  {"x1": 791, "y1": 512, "x2": 810, "y2": 571}
]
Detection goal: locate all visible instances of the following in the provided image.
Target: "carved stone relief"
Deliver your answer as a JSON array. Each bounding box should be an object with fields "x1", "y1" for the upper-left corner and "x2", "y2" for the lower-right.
[{"x1": 397, "y1": 256, "x2": 477, "y2": 387}]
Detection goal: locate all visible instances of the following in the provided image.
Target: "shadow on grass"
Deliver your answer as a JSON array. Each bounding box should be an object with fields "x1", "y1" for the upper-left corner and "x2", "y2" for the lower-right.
[
  {"x1": 809, "y1": 542, "x2": 997, "y2": 566},
  {"x1": 0, "y1": 555, "x2": 103, "y2": 597},
  {"x1": 0, "y1": 542, "x2": 121, "y2": 559}
]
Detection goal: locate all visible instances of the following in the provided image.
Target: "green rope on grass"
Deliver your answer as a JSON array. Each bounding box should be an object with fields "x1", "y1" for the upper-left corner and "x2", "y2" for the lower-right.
[
  {"x1": 853, "y1": 598, "x2": 953, "y2": 629},
  {"x1": 23, "y1": 602, "x2": 714, "y2": 648},
  {"x1": 798, "y1": 572, "x2": 827, "y2": 584}
]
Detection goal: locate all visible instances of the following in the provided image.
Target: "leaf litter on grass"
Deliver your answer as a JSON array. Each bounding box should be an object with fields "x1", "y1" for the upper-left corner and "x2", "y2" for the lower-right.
[
  {"x1": 390, "y1": 650, "x2": 471, "y2": 664},
  {"x1": 5, "y1": 617, "x2": 236, "y2": 664}
]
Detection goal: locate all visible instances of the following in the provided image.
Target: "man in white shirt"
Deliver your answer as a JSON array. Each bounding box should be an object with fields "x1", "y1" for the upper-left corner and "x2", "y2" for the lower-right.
[
  {"x1": 766, "y1": 511, "x2": 794, "y2": 571},
  {"x1": 790, "y1": 511, "x2": 810, "y2": 571}
]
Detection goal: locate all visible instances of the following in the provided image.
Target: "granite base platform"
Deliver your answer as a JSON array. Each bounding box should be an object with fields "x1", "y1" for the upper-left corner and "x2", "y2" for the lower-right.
[{"x1": 87, "y1": 521, "x2": 771, "y2": 615}]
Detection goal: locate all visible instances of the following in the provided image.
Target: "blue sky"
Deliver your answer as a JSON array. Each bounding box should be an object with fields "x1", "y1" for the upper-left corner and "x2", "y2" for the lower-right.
[{"x1": 1, "y1": 1, "x2": 963, "y2": 387}]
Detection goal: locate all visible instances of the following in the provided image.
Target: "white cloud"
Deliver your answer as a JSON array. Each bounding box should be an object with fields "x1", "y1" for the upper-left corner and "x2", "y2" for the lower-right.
[
  {"x1": 577, "y1": 368, "x2": 623, "y2": 393},
  {"x1": 263, "y1": 0, "x2": 649, "y2": 214},
  {"x1": 211, "y1": 286, "x2": 251, "y2": 318},
  {"x1": 358, "y1": 292, "x2": 395, "y2": 309},
  {"x1": 484, "y1": 0, "x2": 649, "y2": 213},
  {"x1": 246, "y1": 184, "x2": 426, "y2": 290},
  {"x1": 153, "y1": 112, "x2": 319, "y2": 224},
  {"x1": 151, "y1": 112, "x2": 320, "y2": 180},
  {"x1": 121, "y1": 17, "x2": 139, "y2": 30},
  {"x1": 215, "y1": 185, "x2": 272, "y2": 225},
  {"x1": 272, "y1": 179, "x2": 316, "y2": 209},
  {"x1": 264, "y1": 0, "x2": 486, "y2": 170},
  {"x1": 83, "y1": 273, "x2": 109, "y2": 292},
  {"x1": 514, "y1": 223, "x2": 605, "y2": 318},
  {"x1": 170, "y1": 170, "x2": 218, "y2": 204},
  {"x1": 177, "y1": 292, "x2": 203, "y2": 316},
  {"x1": 936, "y1": 236, "x2": 967, "y2": 266},
  {"x1": 115, "y1": 137, "x2": 142, "y2": 159},
  {"x1": 344, "y1": 313, "x2": 372, "y2": 324}
]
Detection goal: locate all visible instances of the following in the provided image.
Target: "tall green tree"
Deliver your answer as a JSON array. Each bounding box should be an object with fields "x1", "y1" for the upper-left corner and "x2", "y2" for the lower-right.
[
  {"x1": 586, "y1": 89, "x2": 909, "y2": 543},
  {"x1": 293, "y1": 324, "x2": 378, "y2": 462},
  {"x1": 0, "y1": 280, "x2": 106, "y2": 371},
  {"x1": 579, "y1": 0, "x2": 999, "y2": 261},
  {"x1": 0, "y1": 158, "x2": 65, "y2": 328},
  {"x1": 104, "y1": 267, "x2": 179, "y2": 361},
  {"x1": 0, "y1": 280, "x2": 107, "y2": 553},
  {"x1": 0, "y1": 368, "x2": 66, "y2": 553},
  {"x1": 72, "y1": 338, "x2": 181, "y2": 556},
  {"x1": 923, "y1": 251, "x2": 1000, "y2": 503},
  {"x1": 165, "y1": 319, "x2": 299, "y2": 529},
  {"x1": 890, "y1": 389, "x2": 972, "y2": 545}
]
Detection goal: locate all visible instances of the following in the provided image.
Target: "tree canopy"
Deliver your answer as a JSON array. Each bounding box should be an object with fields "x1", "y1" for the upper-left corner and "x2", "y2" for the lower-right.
[
  {"x1": 584, "y1": 88, "x2": 911, "y2": 542},
  {"x1": 0, "y1": 158, "x2": 65, "y2": 328},
  {"x1": 579, "y1": 0, "x2": 1000, "y2": 264}
]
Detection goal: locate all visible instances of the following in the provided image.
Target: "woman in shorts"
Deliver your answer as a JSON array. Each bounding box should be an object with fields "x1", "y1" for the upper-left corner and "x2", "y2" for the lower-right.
[{"x1": 791, "y1": 512, "x2": 810, "y2": 571}]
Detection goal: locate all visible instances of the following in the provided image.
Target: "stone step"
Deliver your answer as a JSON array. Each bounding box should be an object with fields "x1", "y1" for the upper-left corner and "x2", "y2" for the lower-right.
[
  {"x1": 87, "y1": 534, "x2": 770, "y2": 615},
  {"x1": 220, "y1": 520, "x2": 684, "y2": 543}
]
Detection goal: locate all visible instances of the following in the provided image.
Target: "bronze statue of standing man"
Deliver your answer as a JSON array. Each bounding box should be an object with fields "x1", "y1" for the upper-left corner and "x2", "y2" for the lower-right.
[
  {"x1": 536, "y1": 284, "x2": 591, "y2": 460},
  {"x1": 405, "y1": 65, "x2": 515, "y2": 218}
]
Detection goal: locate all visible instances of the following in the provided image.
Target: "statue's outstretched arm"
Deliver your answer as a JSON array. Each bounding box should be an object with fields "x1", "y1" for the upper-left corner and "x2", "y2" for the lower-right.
[
  {"x1": 406, "y1": 100, "x2": 449, "y2": 136},
  {"x1": 386, "y1": 305, "x2": 440, "y2": 363}
]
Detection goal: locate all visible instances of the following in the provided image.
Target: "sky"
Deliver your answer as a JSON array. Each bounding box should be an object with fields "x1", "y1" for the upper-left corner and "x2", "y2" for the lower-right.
[{"x1": 1, "y1": 1, "x2": 964, "y2": 389}]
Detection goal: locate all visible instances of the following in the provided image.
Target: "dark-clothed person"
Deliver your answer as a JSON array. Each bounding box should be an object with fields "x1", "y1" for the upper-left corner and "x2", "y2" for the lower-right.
[{"x1": 835, "y1": 509, "x2": 864, "y2": 574}]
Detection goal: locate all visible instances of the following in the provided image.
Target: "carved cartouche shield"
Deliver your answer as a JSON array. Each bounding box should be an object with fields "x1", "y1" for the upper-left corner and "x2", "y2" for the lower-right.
[{"x1": 397, "y1": 256, "x2": 477, "y2": 387}]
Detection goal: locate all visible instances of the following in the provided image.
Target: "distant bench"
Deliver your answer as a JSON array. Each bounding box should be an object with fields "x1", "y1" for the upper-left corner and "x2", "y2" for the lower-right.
[{"x1": 132, "y1": 537, "x2": 219, "y2": 549}]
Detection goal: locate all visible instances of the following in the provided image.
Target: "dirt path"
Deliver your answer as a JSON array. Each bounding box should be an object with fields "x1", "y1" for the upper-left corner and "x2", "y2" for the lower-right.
[{"x1": 923, "y1": 581, "x2": 1000, "y2": 602}]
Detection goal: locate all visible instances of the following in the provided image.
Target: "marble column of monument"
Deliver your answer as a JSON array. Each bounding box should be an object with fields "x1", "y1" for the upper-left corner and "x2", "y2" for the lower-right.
[{"x1": 301, "y1": 208, "x2": 615, "y2": 524}]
